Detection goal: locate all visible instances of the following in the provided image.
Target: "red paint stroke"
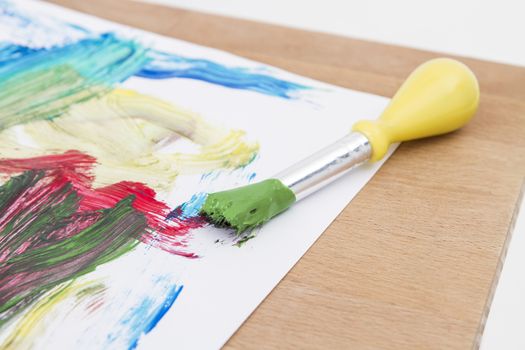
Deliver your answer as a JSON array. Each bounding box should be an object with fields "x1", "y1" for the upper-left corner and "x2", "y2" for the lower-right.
[{"x1": 0, "y1": 150, "x2": 203, "y2": 257}]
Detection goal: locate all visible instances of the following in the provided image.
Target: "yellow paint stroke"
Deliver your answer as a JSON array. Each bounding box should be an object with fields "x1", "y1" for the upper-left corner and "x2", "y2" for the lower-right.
[
  {"x1": 0, "y1": 89, "x2": 258, "y2": 346},
  {"x1": 0, "y1": 89, "x2": 258, "y2": 190},
  {"x1": 0, "y1": 280, "x2": 105, "y2": 350}
]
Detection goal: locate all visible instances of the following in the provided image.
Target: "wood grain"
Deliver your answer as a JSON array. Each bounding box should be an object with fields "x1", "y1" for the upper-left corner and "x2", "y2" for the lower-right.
[{"x1": 46, "y1": 1, "x2": 525, "y2": 348}]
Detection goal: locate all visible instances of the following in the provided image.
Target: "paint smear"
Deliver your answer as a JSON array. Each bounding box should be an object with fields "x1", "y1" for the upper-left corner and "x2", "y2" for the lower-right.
[
  {"x1": 0, "y1": 170, "x2": 142, "y2": 326},
  {"x1": 1, "y1": 2, "x2": 310, "y2": 100},
  {"x1": 0, "y1": 151, "x2": 202, "y2": 327},
  {"x1": 138, "y1": 50, "x2": 309, "y2": 99},
  {"x1": 0, "y1": 89, "x2": 258, "y2": 191},
  {"x1": 1, "y1": 274, "x2": 183, "y2": 350},
  {"x1": 120, "y1": 283, "x2": 183, "y2": 349},
  {"x1": 0, "y1": 33, "x2": 149, "y2": 130},
  {"x1": 1, "y1": 282, "x2": 88, "y2": 349}
]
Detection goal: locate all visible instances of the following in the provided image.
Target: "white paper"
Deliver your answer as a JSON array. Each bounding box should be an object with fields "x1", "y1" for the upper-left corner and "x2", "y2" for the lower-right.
[{"x1": 0, "y1": 1, "x2": 394, "y2": 349}]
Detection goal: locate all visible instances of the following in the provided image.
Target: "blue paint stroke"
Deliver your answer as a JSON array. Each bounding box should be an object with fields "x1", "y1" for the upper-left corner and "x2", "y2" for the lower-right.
[
  {"x1": 141, "y1": 285, "x2": 183, "y2": 335},
  {"x1": 0, "y1": 33, "x2": 150, "y2": 128},
  {"x1": 200, "y1": 171, "x2": 221, "y2": 182},
  {"x1": 1, "y1": 0, "x2": 311, "y2": 99},
  {"x1": 0, "y1": 33, "x2": 148, "y2": 84},
  {"x1": 108, "y1": 283, "x2": 183, "y2": 350},
  {"x1": 178, "y1": 192, "x2": 208, "y2": 218},
  {"x1": 137, "y1": 50, "x2": 309, "y2": 99},
  {"x1": 166, "y1": 192, "x2": 207, "y2": 220}
]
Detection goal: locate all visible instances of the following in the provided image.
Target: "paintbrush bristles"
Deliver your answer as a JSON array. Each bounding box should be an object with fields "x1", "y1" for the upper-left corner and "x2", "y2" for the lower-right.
[{"x1": 200, "y1": 179, "x2": 296, "y2": 233}]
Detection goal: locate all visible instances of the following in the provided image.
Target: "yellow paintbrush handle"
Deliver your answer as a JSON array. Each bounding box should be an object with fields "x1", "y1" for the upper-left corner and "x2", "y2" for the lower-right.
[{"x1": 353, "y1": 58, "x2": 480, "y2": 161}]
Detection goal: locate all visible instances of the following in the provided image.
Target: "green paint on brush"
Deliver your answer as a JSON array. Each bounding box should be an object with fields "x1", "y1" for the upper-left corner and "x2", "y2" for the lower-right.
[{"x1": 200, "y1": 179, "x2": 296, "y2": 233}]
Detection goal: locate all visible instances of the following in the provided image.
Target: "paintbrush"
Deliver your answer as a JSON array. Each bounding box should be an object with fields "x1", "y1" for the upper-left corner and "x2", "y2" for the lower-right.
[{"x1": 201, "y1": 58, "x2": 480, "y2": 232}]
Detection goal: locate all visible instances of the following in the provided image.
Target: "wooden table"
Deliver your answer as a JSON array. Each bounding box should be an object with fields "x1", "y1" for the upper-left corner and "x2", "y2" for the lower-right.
[{"x1": 48, "y1": 1, "x2": 525, "y2": 348}]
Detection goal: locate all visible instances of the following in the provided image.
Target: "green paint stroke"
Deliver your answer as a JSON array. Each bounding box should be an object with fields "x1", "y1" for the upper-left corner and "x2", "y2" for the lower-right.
[
  {"x1": 0, "y1": 33, "x2": 149, "y2": 130},
  {"x1": 0, "y1": 170, "x2": 145, "y2": 326},
  {"x1": 200, "y1": 178, "x2": 296, "y2": 233}
]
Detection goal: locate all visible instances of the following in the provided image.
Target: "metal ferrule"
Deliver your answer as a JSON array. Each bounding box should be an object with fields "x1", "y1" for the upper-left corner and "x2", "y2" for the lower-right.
[{"x1": 275, "y1": 132, "x2": 372, "y2": 201}]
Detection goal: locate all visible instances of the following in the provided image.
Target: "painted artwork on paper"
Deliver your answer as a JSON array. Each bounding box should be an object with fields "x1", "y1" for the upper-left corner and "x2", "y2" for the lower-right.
[
  {"x1": 0, "y1": 1, "x2": 315, "y2": 348},
  {"x1": 0, "y1": 1, "x2": 392, "y2": 349}
]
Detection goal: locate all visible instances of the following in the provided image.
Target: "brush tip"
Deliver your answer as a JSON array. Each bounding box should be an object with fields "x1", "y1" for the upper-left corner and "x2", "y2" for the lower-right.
[{"x1": 200, "y1": 179, "x2": 296, "y2": 233}]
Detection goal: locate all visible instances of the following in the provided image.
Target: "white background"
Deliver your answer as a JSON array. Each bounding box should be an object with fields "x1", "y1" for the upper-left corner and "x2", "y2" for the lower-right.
[{"x1": 140, "y1": 0, "x2": 525, "y2": 348}]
